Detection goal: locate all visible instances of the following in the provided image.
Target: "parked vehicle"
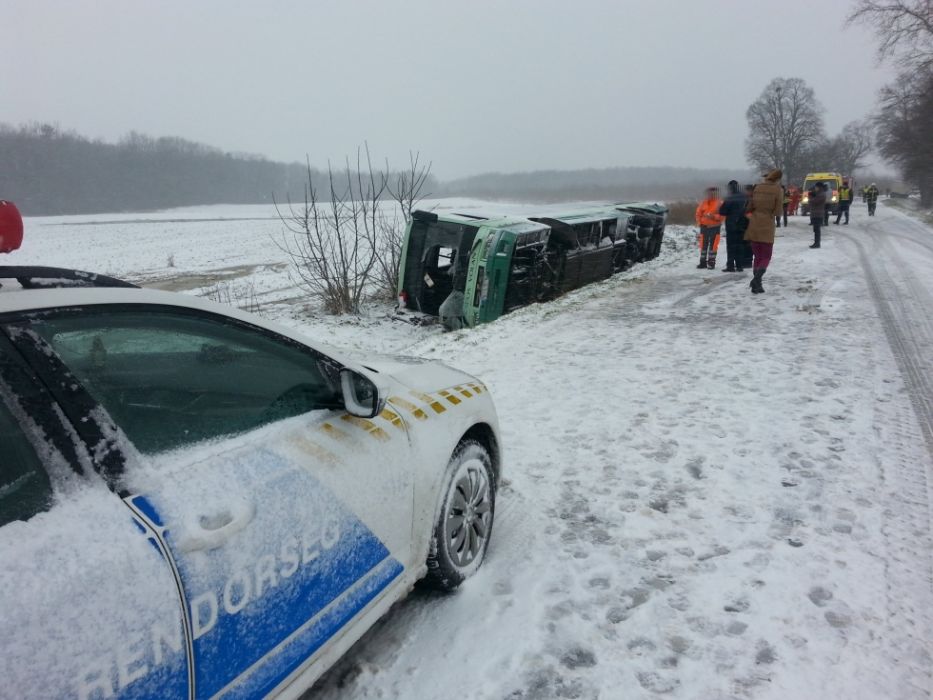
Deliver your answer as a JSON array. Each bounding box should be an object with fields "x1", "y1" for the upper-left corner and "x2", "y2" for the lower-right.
[
  {"x1": 800, "y1": 172, "x2": 844, "y2": 217},
  {"x1": 0, "y1": 266, "x2": 501, "y2": 699},
  {"x1": 398, "y1": 202, "x2": 668, "y2": 329}
]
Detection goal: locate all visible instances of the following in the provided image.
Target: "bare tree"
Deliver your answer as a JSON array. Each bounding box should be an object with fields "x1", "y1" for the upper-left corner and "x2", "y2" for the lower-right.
[
  {"x1": 848, "y1": 0, "x2": 933, "y2": 69},
  {"x1": 874, "y1": 70, "x2": 933, "y2": 204},
  {"x1": 745, "y1": 77, "x2": 826, "y2": 184},
  {"x1": 274, "y1": 148, "x2": 386, "y2": 314},
  {"x1": 372, "y1": 152, "x2": 432, "y2": 300},
  {"x1": 848, "y1": 0, "x2": 933, "y2": 203},
  {"x1": 389, "y1": 151, "x2": 433, "y2": 223},
  {"x1": 822, "y1": 120, "x2": 875, "y2": 175}
]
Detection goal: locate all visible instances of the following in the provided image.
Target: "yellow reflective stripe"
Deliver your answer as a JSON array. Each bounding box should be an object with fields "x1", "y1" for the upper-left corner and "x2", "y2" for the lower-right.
[
  {"x1": 454, "y1": 385, "x2": 474, "y2": 399},
  {"x1": 410, "y1": 390, "x2": 447, "y2": 414},
  {"x1": 388, "y1": 396, "x2": 428, "y2": 421},
  {"x1": 286, "y1": 434, "x2": 339, "y2": 464},
  {"x1": 340, "y1": 414, "x2": 390, "y2": 442},
  {"x1": 438, "y1": 389, "x2": 462, "y2": 406},
  {"x1": 379, "y1": 409, "x2": 406, "y2": 430},
  {"x1": 468, "y1": 382, "x2": 484, "y2": 395},
  {"x1": 319, "y1": 422, "x2": 350, "y2": 441}
]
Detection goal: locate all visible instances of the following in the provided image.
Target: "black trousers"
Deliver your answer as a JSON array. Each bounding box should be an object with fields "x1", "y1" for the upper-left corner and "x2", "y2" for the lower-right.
[
  {"x1": 775, "y1": 204, "x2": 788, "y2": 228},
  {"x1": 724, "y1": 227, "x2": 745, "y2": 270},
  {"x1": 698, "y1": 226, "x2": 721, "y2": 268},
  {"x1": 811, "y1": 216, "x2": 822, "y2": 245},
  {"x1": 835, "y1": 203, "x2": 850, "y2": 224}
]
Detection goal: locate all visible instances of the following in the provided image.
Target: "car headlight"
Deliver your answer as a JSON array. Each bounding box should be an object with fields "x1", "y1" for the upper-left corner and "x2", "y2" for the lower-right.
[
  {"x1": 831, "y1": 196, "x2": 838, "y2": 202},
  {"x1": 802, "y1": 196, "x2": 809, "y2": 203}
]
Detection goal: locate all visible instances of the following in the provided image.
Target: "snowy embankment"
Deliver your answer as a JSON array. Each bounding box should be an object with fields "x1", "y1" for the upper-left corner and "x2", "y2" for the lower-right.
[{"x1": 11, "y1": 201, "x2": 933, "y2": 699}]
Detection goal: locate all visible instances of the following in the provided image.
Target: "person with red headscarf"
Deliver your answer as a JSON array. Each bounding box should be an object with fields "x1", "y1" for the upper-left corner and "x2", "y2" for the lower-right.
[{"x1": 0, "y1": 201, "x2": 24, "y2": 254}]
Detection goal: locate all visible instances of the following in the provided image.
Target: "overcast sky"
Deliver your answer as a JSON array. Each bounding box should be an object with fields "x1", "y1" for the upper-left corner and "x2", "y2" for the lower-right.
[{"x1": 1, "y1": 0, "x2": 894, "y2": 179}]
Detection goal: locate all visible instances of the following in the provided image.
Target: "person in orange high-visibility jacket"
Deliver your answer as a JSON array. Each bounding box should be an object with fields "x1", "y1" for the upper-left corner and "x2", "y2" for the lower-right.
[
  {"x1": 695, "y1": 187, "x2": 724, "y2": 270},
  {"x1": 788, "y1": 185, "x2": 801, "y2": 216}
]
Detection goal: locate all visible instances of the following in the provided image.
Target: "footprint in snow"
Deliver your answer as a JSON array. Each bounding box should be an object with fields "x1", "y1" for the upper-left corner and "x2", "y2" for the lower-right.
[
  {"x1": 726, "y1": 620, "x2": 748, "y2": 636},
  {"x1": 697, "y1": 544, "x2": 730, "y2": 561},
  {"x1": 755, "y1": 640, "x2": 777, "y2": 665},
  {"x1": 667, "y1": 635, "x2": 691, "y2": 655},
  {"x1": 685, "y1": 457, "x2": 704, "y2": 479},
  {"x1": 724, "y1": 597, "x2": 750, "y2": 613},
  {"x1": 627, "y1": 637, "x2": 657, "y2": 654},
  {"x1": 636, "y1": 671, "x2": 680, "y2": 694},
  {"x1": 808, "y1": 586, "x2": 833, "y2": 607},
  {"x1": 825, "y1": 609, "x2": 852, "y2": 628},
  {"x1": 559, "y1": 647, "x2": 597, "y2": 669}
]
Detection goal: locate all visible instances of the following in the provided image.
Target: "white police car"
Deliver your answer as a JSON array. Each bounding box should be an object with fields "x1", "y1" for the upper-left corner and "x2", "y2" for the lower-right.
[{"x1": 0, "y1": 266, "x2": 501, "y2": 699}]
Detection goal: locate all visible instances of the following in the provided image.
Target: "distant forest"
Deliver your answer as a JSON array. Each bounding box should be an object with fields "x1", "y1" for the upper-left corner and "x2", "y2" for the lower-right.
[
  {"x1": 0, "y1": 123, "x2": 321, "y2": 216},
  {"x1": 1, "y1": 122, "x2": 752, "y2": 215},
  {"x1": 444, "y1": 167, "x2": 756, "y2": 204}
]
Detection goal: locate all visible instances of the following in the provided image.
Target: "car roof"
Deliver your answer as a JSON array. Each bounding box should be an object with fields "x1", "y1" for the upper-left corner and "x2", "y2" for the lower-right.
[{"x1": 0, "y1": 286, "x2": 356, "y2": 367}]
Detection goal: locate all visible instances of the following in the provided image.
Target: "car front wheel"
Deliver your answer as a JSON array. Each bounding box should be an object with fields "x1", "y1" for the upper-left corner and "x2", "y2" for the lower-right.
[{"x1": 423, "y1": 440, "x2": 495, "y2": 590}]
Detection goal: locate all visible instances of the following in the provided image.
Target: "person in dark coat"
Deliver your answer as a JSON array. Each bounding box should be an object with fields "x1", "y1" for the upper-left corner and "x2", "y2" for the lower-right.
[
  {"x1": 866, "y1": 183, "x2": 880, "y2": 216},
  {"x1": 808, "y1": 183, "x2": 827, "y2": 249},
  {"x1": 718, "y1": 180, "x2": 748, "y2": 272}
]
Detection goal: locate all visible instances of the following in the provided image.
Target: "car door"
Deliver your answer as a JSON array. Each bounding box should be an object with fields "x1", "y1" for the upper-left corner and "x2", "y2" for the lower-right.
[
  {"x1": 15, "y1": 304, "x2": 415, "y2": 698},
  {"x1": 0, "y1": 331, "x2": 190, "y2": 700}
]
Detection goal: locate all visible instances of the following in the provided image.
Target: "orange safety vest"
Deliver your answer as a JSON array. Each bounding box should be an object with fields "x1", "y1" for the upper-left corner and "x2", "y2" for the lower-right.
[{"x1": 695, "y1": 198, "x2": 724, "y2": 228}]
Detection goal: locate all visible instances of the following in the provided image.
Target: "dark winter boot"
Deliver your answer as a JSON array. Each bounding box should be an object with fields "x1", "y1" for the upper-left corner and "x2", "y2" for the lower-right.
[
  {"x1": 697, "y1": 255, "x2": 707, "y2": 269},
  {"x1": 750, "y1": 270, "x2": 765, "y2": 294}
]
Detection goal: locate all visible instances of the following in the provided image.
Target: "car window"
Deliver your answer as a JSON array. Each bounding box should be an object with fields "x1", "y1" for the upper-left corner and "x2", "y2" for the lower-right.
[
  {"x1": 0, "y1": 393, "x2": 52, "y2": 527},
  {"x1": 28, "y1": 309, "x2": 342, "y2": 454}
]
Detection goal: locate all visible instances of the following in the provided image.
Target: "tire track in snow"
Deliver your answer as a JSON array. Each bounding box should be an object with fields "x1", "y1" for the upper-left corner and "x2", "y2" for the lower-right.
[
  {"x1": 839, "y1": 230, "x2": 933, "y2": 461},
  {"x1": 840, "y1": 229, "x2": 933, "y2": 698},
  {"x1": 885, "y1": 231, "x2": 933, "y2": 259}
]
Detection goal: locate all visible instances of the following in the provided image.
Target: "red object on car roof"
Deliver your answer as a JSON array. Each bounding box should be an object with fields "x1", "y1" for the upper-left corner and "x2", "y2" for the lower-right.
[{"x1": 0, "y1": 200, "x2": 24, "y2": 253}]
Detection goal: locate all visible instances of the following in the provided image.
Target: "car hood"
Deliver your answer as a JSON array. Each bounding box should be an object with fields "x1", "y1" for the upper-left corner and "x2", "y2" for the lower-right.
[{"x1": 359, "y1": 355, "x2": 479, "y2": 393}]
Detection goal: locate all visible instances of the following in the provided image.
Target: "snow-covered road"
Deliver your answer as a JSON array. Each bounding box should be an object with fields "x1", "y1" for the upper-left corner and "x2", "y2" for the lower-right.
[{"x1": 310, "y1": 202, "x2": 933, "y2": 700}]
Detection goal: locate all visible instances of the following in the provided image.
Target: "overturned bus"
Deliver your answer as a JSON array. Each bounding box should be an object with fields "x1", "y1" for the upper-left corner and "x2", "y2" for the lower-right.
[{"x1": 397, "y1": 202, "x2": 668, "y2": 330}]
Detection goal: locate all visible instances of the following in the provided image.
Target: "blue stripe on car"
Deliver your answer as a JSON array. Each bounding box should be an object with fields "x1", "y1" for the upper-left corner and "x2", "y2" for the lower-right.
[{"x1": 220, "y1": 557, "x2": 403, "y2": 699}]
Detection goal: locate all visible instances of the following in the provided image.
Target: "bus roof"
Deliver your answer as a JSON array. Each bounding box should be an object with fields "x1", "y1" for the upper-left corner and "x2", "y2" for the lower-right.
[
  {"x1": 424, "y1": 211, "x2": 550, "y2": 233},
  {"x1": 419, "y1": 201, "x2": 668, "y2": 233}
]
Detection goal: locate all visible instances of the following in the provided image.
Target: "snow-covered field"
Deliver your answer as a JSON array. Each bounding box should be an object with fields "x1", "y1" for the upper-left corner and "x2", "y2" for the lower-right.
[{"x1": 9, "y1": 200, "x2": 933, "y2": 699}]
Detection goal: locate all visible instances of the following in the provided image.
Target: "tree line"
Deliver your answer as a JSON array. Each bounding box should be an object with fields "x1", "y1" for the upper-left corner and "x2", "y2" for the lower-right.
[
  {"x1": 442, "y1": 166, "x2": 757, "y2": 204},
  {"x1": 745, "y1": 1, "x2": 932, "y2": 205},
  {"x1": 851, "y1": 0, "x2": 933, "y2": 206},
  {"x1": 0, "y1": 122, "x2": 382, "y2": 216}
]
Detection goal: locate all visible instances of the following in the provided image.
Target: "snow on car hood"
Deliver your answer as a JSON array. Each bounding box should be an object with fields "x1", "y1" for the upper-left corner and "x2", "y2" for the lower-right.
[{"x1": 359, "y1": 355, "x2": 479, "y2": 393}]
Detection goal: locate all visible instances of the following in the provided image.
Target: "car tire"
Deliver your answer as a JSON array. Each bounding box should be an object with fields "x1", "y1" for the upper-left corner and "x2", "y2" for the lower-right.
[{"x1": 423, "y1": 440, "x2": 496, "y2": 591}]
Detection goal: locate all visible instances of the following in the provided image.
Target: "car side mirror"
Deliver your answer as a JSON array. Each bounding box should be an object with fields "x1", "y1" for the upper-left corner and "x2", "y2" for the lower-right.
[{"x1": 340, "y1": 369, "x2": 385, "y2": 419}]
